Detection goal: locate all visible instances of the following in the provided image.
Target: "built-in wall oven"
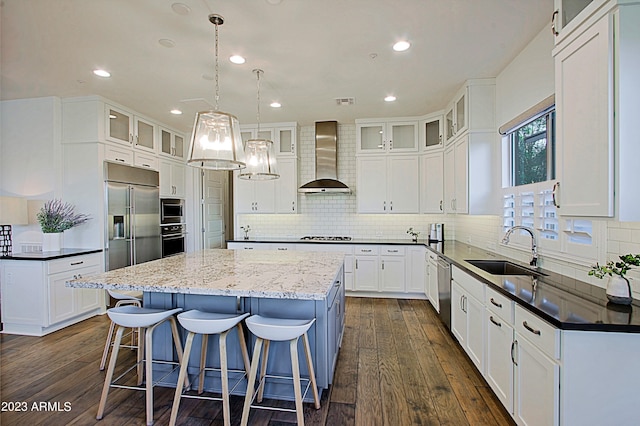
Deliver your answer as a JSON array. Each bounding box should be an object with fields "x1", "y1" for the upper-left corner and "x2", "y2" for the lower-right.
[{"x1": 160, "y1": 198, "x2": 185, "y2": 257}]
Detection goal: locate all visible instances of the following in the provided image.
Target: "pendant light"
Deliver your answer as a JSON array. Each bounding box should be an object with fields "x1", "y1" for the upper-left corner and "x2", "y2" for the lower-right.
[
  {"x1": 238, "y1": 69, "x2": 279, "y2": 180},
  {"x1": 187, "y1": 14, "x2": 245, "y2": 170}
]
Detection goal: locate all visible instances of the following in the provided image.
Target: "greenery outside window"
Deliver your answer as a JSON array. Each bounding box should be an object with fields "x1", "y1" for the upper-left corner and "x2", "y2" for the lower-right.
[{"x1": 509, "y1": 108, "x2": 555, "y2": 186}]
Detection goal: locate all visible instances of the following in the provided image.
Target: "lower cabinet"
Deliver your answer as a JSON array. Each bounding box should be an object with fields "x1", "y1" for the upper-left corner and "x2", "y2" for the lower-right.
[
  {"x1": 451, "y1": 266, "x2": 485, "y2": 373},
  {"x1": 427, "y1": 251, "x2": 439, "y2": 311},
  {"x1": 0, "y1": 252, "x2": 105, "y2": 336}
]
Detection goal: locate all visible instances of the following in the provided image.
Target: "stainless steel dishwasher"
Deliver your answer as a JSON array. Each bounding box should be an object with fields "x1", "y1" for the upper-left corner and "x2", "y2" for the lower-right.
[{"x1": 437, "y1": 257, "x2": 452, "y2": 330}]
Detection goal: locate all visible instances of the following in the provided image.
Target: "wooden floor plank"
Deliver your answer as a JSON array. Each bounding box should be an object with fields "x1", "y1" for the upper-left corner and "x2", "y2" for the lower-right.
[{"x1": 0, "y1": 296, "x2": 513, "y2": 426}]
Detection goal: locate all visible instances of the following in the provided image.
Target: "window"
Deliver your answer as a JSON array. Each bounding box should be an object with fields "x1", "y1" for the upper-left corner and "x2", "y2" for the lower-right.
[{"x1": 508, "y1": 109, "x2": 555, "y2": 186}]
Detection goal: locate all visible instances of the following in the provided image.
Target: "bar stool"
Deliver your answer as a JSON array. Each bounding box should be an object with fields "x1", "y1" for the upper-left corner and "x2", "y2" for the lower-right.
[
  {"x1": 99, "y1": 289, "x2": 143, "y2": 370},
  {"x1": 241, "y1": 315, "x2": 320, "y2": 426},
  {"x1": 96, "y1": 306, "x2": 186, "y2": 426},
  {"x1": 169, "y1": 310, "x2": 251, "y2": 426}
]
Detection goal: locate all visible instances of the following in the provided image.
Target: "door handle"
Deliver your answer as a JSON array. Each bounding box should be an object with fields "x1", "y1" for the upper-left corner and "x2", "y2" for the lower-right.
[
  {"x1": 552, "y1": 182, "x2": 560, "y2": 208},
  {"x1": 511, "y1": 340, "x2": 518, "y2": 366},
  {"x1": 551, "y1": 10, "x2": 559, "y2": 36}
]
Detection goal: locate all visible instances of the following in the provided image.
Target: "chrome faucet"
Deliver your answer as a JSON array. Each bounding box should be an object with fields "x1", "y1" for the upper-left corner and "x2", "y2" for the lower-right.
[{"x1": 502, "y1": 225, "x2": 538, "y2": 267}]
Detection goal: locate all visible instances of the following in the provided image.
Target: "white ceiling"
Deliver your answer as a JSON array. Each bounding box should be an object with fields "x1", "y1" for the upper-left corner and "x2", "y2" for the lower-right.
[{"x1": 0, "y1": 0, "x2": 552, "y2": 132}]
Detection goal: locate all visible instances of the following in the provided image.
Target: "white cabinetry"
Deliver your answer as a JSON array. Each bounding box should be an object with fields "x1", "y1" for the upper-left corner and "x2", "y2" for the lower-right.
[
  {"x1": 379, "y1": 246, "x2": 405, "y2": 292},
  {"x1": 356, "y1": 156, "x2": 419, "y2": 213},
  {"x1": 274, "y1": 158, "x2": 298, "y2": 214},
  {"x1": 240, "y1": 122, "x2": 297, "y2": 157},
  {"x1": 159, "y1": 159, "x2": 185, "y2": 198},
  {"x1": 356, "y1": 119, "x2": 418, "y2": 154},
  {"x1": 552, "y1": 0, "x2": 600, "y2": 41},
  {"x1": 553, "y1": 3, "x2": 640, "y2": 219},
  {"x1": 160, "y1": 127, "x2": 186, "y2": 160},
  {"x1": 420, "y1": 151, "x2": 444, "y2": 214},
  {"x1": 104, "y1": 144, "x2": 134, "y2": 165},
  {"x1": 105, "y1": 104, "x2": 157, "y2": 153},
  {"x1": 0, "y1": 253, "x2": 104, "y2": 336},
  {"x1": 405, "y1": 246, "x2": 426, "y2": 293},
  {"x1": 420, "y1": 112, "x2": 444, "y2": 151},
  {"x1": 426, "y1": 251, "x2": 439, "y2": 311},
  {"x1": 354, "y1": 246, "x2": 379, "y2": 292},
  {"x1": 451, "y1": 266, "x2": 485, "y2": 373},
  {"x1": 444, "y1": 87, "x2": 467, "y2": 144},
  {"x1": 233, "y1": 173, "x2": 276, "y2": 214}
]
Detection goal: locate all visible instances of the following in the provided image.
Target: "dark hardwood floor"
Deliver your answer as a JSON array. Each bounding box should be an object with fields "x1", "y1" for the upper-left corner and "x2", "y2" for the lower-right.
[{"x1": 0, "y1": 297, "x2": 514, "y2": 425}]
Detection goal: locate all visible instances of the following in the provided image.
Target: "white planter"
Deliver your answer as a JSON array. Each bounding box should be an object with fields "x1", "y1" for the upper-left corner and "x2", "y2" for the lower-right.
[
  {"x1": 606, "y1": 275, "x2": 633, "y2": 305},
  {"x1": 42, "y1": 232, "x2": 63, "y2": 252}
]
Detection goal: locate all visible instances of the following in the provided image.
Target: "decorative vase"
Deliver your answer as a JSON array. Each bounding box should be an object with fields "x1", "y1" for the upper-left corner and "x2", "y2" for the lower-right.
[
  {"x1": 606, "y1": 275, "x2": 633, "y2": 305},
  {"x1": 42, "y1": 232, "x2": 63, "y2": 252}
]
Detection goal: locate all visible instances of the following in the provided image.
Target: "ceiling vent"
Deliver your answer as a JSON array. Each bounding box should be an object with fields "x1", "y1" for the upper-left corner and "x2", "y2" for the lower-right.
[{"x1": 335, "y1": 97, "x2": 355, "y2": 106}]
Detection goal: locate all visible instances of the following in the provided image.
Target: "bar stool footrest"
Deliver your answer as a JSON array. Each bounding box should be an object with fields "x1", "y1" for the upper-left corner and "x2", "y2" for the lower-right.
[{"x1": 248, "y1": 374, "x2": 314, "y2": 412}]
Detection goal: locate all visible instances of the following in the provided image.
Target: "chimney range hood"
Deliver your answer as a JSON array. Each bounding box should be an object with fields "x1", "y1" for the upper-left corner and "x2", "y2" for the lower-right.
[{"x1": 298, "y1": 121, "x2": 351, "y2": 194}]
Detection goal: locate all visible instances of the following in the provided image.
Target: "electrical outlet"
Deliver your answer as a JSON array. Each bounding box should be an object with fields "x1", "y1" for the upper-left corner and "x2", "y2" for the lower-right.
[{"x1": 375, "y1": 231, "x2": 383, "y2": 238}]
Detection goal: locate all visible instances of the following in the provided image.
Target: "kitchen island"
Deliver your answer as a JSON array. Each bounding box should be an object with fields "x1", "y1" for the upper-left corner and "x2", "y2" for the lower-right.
[{"x1": 67, "y1": 249, "x2": 346, "y2": 401}]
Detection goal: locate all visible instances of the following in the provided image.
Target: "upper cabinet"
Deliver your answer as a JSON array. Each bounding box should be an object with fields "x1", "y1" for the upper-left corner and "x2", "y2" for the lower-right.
[
  {"x1": 355, "y1": 119, "x2": 418, "y2": 154},
  {"x1": 240, "y1": 122, "x2": 298, "y2": 158},
  {"x1": 445, "y1": 79, "x2": 496, "y2": 145},
  {"x1": 105, "y1": 104, "x2": 157, "y2": 153},
  {"x1": 444, "y1": 88, "x2": 467, "y2": 144},
  {"x1": 160, "y1": 127, "x2": 186, "y2": 160},
  {"x1": 552, "y1": 0, "x2": 603, "y2": 42},
  {"x1": 553, "y1": 1, "x2": 640, "y2": 219},
  {"x1": 420, "y1": 112, "x2": 444, "y2": 152}
]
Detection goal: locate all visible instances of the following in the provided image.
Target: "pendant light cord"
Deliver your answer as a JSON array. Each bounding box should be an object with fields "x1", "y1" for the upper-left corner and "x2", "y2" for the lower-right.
[
  {"x1": 214, "y1": 19, "x2": 220, "y2": 112},
  {"x1": 255, "y1": 69, "x2": 263, "y2": 133}
]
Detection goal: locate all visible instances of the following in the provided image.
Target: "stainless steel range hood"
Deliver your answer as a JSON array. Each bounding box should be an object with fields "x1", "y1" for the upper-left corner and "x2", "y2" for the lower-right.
[{"x1": 298, "y1": 121, "x2": 351, "y2": 193}]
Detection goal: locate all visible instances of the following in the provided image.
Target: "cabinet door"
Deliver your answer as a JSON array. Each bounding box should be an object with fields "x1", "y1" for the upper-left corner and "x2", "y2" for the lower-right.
[
  {"x1": 427, "y1": 259, "x2": 439, "y2": 311},
  {"x1": 275, "y1": 158, "x2": 297, "y2": 213},
  {"x1": 387, "y1": 156, "x2": 419, "y2": 213},
  {"x1": 388, "y1": 121, "x2": 418, "y2": 152},
  {"x1": 406, "y1": 247, "x2": 425, "y2": 294},
  {"x1": 444, "y1": 145, "x2": 456, "y2": 213},
  {"x1": 171, "y1": 163, "x2": 186, "y2": 198},
  {"x1": 134, "y1": 117, "x2": 156, "y2": 152},
  {"x1": 514, "y1": 336, "x2": 560, "y2": 426},
  {"x1": 455, "y1": 90, "x2": 467, "y2": 135},
  {"x1": 451, "y1": 282, "x2": 467, "y2": 346},
  {"x1": 555, "y1": 15, "x2": 613, "y2": 217},
  {"x1": 160, "y1": 128, "x2": 173, "y2": 156},
  {"x1": 75, "y1": 265, "x2": 103, "y2": 312},
  {"x1": 454, "y1": 136, "x2": 469, "y2": 213},
  {"x1": 466, "y1": 294, "x2": 485, "y2": 373},
  {"x1": 106, "y1": 105, "x2": 133, "y2": 145},
  {"x1": 380, "y1": 256, "x2": 405, "y2": 292},
  {"x1": 424, "y1": 116, "x2": 443, "y2": 150},
  {"x1": 354, "y1": 256, "x2": 379, "y2": 291},
  {"x1": 49, "y1": 272, "x2": 76, "y2": 324},
  {"x1": 174, "y1": 134, "x2": 185, "y2": 159},
  {"x1": 421, "y1": 152, "x2": 444, "y2": 214},
  {"x1": 486, "y1": 310, "x2": 515, "y2": 413},
  {"x1": 276, "y1": 127, "x2": 296, "y2": 157},
  {"x1": 159, "y1": 160, "x2": 173, "y2": 197},
  {"x1": 253, "y1": 180, "x2": 276, "y2": 213},
  {"x1": 234, "y1": 172, "x2": 256, "y2": 213},
  {"x1": 445, "y1": 106, "x2": 455, "y2": 143},
  {"x1": 356, "y1": 157, "x2": 387, "y2": 213},
  {"x1": 357, "y1": 122, "x2": 385, "y2": 153}
]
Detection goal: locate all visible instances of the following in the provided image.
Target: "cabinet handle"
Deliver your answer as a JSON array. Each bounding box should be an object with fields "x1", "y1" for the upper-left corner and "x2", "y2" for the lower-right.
[
  {"x1": 142, "y1": 163, "x2": 150, "y2": 168},
  {"x1": 390, "y1": 201, "x2": 393, "y2": 211},
  {"x1": 355, "y1": 259, "x2": 358, "y2": 269},
  {"x1": 244, "y1": 247, "x2": 254, "y2": 250},
  {"x1": 277, "y1": 247, "x2": 288, "y2": 251},
  {"x1": 439, "y1": 200, "x2": 443, "y2": 211},
  {"x1": 439, "y1": 134, "x2": 443, "y2": 144},
  {"x1": 490, "y1": 298, "x2": 502, "y2": 308},
  {"x1": 135, "y1": 135, "x2": 139, "y2": 145},
  {"x1": 551, "y1": 10, "x2": 559, "y2": 36},
  {"x1": 70, "y1": 261, "x2": 84, "y2": 266},
  {"x1": 381, "y1": 260, "x2": 385, "y2": 270},
  {"x1": 383, "y1": 201, "x2": 386, "y2": 211},
  {"x1": 511, "y1": 340, "x2": 518, "y2": 366},
  {"x1": 129, "y1": 133, "x2": 133, "y2": 143},
  {"x1": 522, "y1": 320, "x2": 541, "y2": 336},
  {"x1": 361, "y1": 249, "x2": 372, "y2": 253},
  {"x1": 552, "y1": 182, "x2": 560, "y2": 208},
  {"x1": 389, "y1": 140, "x2": 393, "y2": 150},
  {"x1": 115, "y1": 158, "x2": 126, "y2": 163},
  {"x1": 489, "y1": 316, "x2": 502, "y2": 327},
  {"x1": 460, "y1": 294, "x2": 465, "y2": 312},
  {"x1": 388, "y1": 249, "x2": 398, "y2": 253}
]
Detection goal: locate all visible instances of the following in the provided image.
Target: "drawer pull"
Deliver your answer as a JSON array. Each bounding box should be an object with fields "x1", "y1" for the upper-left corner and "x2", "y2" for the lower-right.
[
  {"x1": 523, "y1": 320, "x2": 541, "y2": 336},
  {"x1": 70, "y1": 261, "x2": 84, "y2": 266},
  {"x1": 489, "y1": 316, "x2": 502, "y2": 327},
  {"x1": 490, "y1": 298, "x2": 502, "y2": 308},
  {"x1": 361, "y1": 249, "x2": 372, "y2": 253},
  {"x1": 277, "y1": 248, "x2": 288, "y2": 250},
  {"x1": 387, "y1": 249, "x2": 398, "y2": 253}
]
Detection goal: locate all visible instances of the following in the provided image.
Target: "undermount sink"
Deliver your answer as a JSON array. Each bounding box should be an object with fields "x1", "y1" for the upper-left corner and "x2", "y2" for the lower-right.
[{"x1": 465, "y1": 259, "x2": 545, "y2": 276}]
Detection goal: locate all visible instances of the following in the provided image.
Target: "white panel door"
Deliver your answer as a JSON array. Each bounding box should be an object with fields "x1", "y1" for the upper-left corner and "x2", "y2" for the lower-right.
[
  {"x1": 387, "y1": 156, "x2": 419, "y2": 213},
  {"x1": 356, "y1": 157, "x2": 387, "y2": 213},
  {"x1": 203, "y1": 170, "x2": 226, "y2": 249},
  {"x1": 485, "y1": 310, "x2": 514, "y2": 413},
  {"x1": 421, "y1": 152, "x2": 444, "y2": 214},
  {"x1": 354, "y1": 256, "x2": 379, "y2": 291}
]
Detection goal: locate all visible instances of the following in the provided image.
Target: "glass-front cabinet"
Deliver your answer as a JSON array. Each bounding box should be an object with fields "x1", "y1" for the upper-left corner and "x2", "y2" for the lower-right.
[
  {"x1": 275, "y1": 127, "x2": 296, "y2": 157},
  {"x1": 552, "y1": 0, "x2": 597, "y2": 40},
  {"x1": 159, "y1": 128, "x2": 185, "y2": 159},
  {"x1": 356, "y1": 119, "x2": 418, "y2": 154},
  {"x1": 133, "y1": 117, "x2": 156, "y2": 152},
  {"x1": 106, "y1": 105, "x2": 132, "y2": 145},
  {"x1": 444, "y1": 87, "x2": 467, "y2": 144},
  {"x1": 239, "y1": 122, "x2": 297, "y2": 158},
  {"x1": 421, "y1": 112, "x2": 444, "y2": 151}
]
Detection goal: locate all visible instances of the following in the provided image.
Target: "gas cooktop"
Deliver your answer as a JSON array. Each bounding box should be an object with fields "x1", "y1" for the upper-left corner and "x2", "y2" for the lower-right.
[{"x1": 300, "y1": 236, "x2": 352, "y2": 241}]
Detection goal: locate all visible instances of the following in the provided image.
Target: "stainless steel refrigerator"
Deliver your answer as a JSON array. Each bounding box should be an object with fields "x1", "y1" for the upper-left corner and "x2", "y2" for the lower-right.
[{"x1": 104, "y1": 162, "x2": 161, "y2": 271}]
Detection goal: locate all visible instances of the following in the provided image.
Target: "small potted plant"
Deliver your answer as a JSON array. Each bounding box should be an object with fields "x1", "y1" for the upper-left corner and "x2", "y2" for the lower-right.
[
  {"x1": 37, "y1": 199, "x2": 90, "y2": 251},
  {"x1": 589, "y1": 254, "x2": 640, "y2": 305},
  {"x1": 240, "y1": 225, "x2": 251, "y2": 240},
  {"x1": 406, "y1": 227, "x2": 420, "y2": 243}
]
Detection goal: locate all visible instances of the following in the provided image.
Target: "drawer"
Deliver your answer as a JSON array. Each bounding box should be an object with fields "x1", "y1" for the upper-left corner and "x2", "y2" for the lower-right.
[
  {"x1": 105, "y1": 145, "x2": 133, "y2": 165},
  {"x1": 515, "y1": 305, "x2": 560, "y2": 360},
  {"x1": 353, "y1": 245, "x2": 379, "y2": 256},
  {"x1": 452, "y1": 266, "x2": 484, "y2": 302},
  {"x1": 47, "y1": 253, "x2": 102, "y2": 275},
  {"x1": 134, "y1": 152, "x2": 158, "y2": 170},
  {"x1": 485, "y1": 286, "x2": 514, "y2": 325},
  {"x1": 380, "y1": 246, "x2": 405, "y2": 256}
]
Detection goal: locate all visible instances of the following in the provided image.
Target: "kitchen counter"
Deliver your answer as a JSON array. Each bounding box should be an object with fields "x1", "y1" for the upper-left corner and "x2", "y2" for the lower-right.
[
  {"x1": 67, "y1": 249, "x2": 345, "y2": 300},
  {"x1": 1, "y1": 248, "x2": 102, "y2": 261}
]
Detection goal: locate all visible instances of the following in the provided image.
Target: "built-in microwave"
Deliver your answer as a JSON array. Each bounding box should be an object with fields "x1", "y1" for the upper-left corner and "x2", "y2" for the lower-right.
[{"x1": 160, "y1": 198, "x2": 184, "y2": 224}]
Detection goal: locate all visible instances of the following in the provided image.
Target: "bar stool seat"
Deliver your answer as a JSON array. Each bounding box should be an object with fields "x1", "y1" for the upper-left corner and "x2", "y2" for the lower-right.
[
  {"x1": 169, "y1": 310, "x2": 251, "y2": 426},
  {"x1": 99, "y1": 290, "x2": 143, "y2": 370},
  {"x1": 241, "y1": 315, "x2": 320, "y2": 426},
  {"x1": 97, "y1": 306, "x2": 186, "y2": 426}
]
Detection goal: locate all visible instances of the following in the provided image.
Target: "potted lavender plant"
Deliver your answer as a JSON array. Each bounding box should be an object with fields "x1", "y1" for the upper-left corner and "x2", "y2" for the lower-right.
[{"x1": 36, "y1": 199, "x2": 90, "y2": 251}]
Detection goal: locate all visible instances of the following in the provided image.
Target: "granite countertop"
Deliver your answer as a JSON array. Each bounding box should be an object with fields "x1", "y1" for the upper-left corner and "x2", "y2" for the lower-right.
[
  {"x1": 0, "y1": 248, "x2": 103, "y2": 261},
  {"x1": 227, "y1": 238, "x2": 435, "y2": 245},
  {"x1": 67, "y1": 249, "x2": 345, "y2": 301},
  {"x1": 436, "y1": 241, "x2": 640, "y2": 333}
]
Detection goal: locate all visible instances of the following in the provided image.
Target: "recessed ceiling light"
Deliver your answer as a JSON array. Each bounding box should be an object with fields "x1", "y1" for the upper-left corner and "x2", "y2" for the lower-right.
[
  {"x1": 270, "y1": 102, "x2": 282, "y2": 108},
  {"x1": 159, "y1": 38, "x2": 176, "y2": 48},
  {"x1": 229, "y1": 55, "x2": 246, "y2": 64},
  {"x1": 171, "y1": 3, "x2": 191, "y2": 15},
  {"x1": 93, "y1": 69, "x2": 111, "y2": 78},
  {"x1": 170, "y1": 109, "x2": 182, "y2": 115},
  {"x1": 393, "y1": 41, "x2": 410, "y2": 52},
  {"x1": 384, "y1": 95, "x2": 397, "y2": 102}
]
